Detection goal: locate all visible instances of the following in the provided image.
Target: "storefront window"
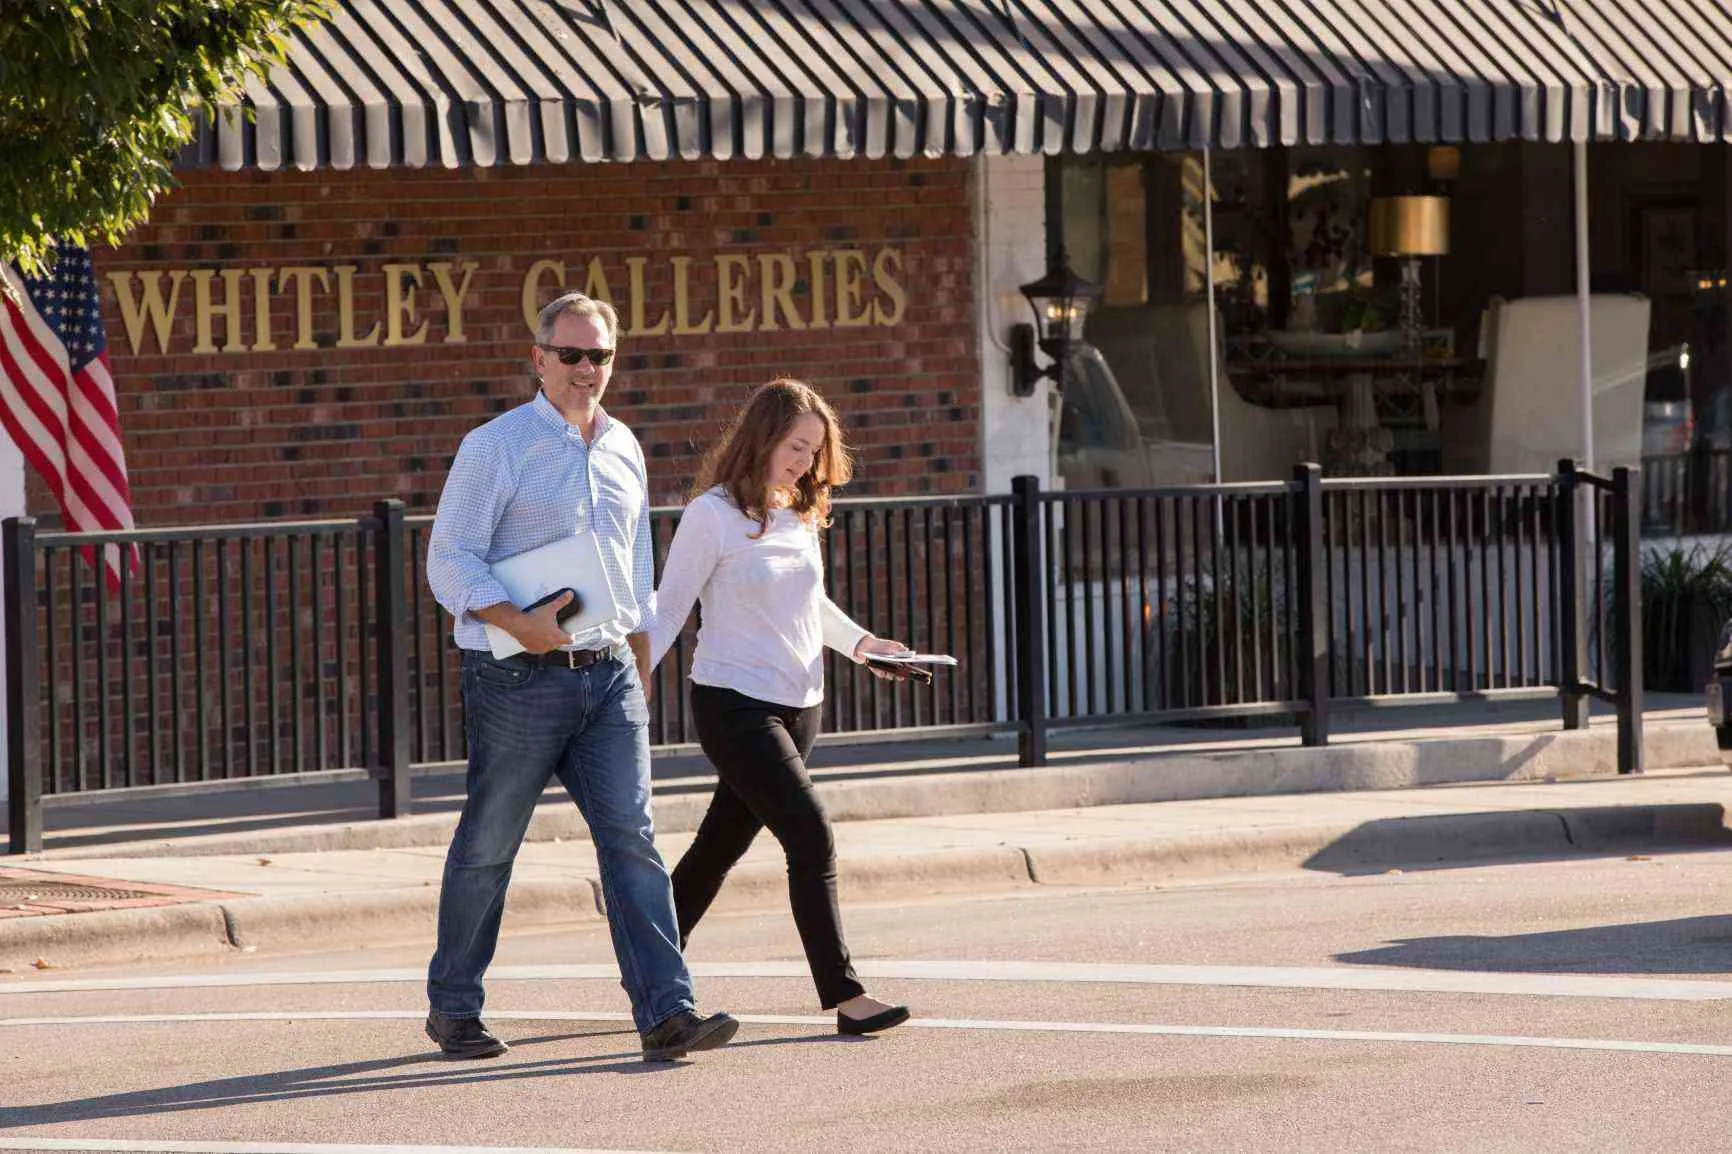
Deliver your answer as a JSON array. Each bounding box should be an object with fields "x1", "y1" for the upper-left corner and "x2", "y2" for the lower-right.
[
  {"x1": 1051, "y1": 141, "x2": 1732, "y2": 518},
  {"x1": 1049, "y1": 153, "x2": 1212, "y2": 489}
]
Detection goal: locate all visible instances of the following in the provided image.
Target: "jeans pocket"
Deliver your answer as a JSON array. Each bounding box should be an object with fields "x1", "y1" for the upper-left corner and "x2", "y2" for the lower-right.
[
  {"x1": 473, "y1": 658, "x2": 535, "y2": 691},
  {"x1": 621, "y1": 666, "x2": 651, "y2": 725}
]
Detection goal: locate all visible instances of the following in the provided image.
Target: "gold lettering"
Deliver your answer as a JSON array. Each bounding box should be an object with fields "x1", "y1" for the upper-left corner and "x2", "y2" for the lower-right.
[
  {"x1": 106, "y1": 270, "x2": 187, "y2": 356},
  {"x1": 248, "y1": 267, "x2": 276, "y2": 351},
  {"x1": 429, "y1": 260, "x2": 478, "y2": 343},
  {"x1": 276, "y1": 266, "x2": 329, "y2": 351},
  {"x1": 671, "y1": 256, "x2": 713, "y2": 335},
  {"x1": 627, "y1": 256, "x2": 669, "y2": 336},
  {"x1": 715, "y1": 255, "x2": 756, "y2": 333},
  {"x1": 758, "y1": 254, "x2": 805, "y2": 333},
  {"x1": 190, "y1": 269, "x2": 248, "y2": 354},
  {"x1": 521, "y1": 259, "x2": 566, "y2": 333},
  {"x1": 872, "y1": 249, "x2": 907, "y2": 327},
  {"x1": 580, "y1": 257, "x2": 614, "y2": 306},
  {"x1": 833, "y1": 249, "x2": 871, "y2": 328},
  {"x1": 806, "y1": 250, "x2": 830, "y2": 329},
  {"x1": 334, "y1": 265, "x2": 379, "y2": 348},
  {"x1": 382, "y1": 263, "x2": 428, "y2": 347}
]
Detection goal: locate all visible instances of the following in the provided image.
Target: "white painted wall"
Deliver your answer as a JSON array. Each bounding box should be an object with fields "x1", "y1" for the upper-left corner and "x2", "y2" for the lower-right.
[
  {"x1": 975, "y1": 154, "x2": 1053, "y2": 494},
  {"x1": 974, "y1": 155, "x2": 1051, "y2": 723},
  {"x1": 0, "y1": 432, "x2": 21, "y2": 803}
]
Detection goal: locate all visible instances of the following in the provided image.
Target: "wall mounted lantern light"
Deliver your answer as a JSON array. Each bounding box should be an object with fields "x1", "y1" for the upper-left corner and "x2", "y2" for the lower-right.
[{"x1": 1010, "y1": 254, "x2": 1102, "y2": 397}]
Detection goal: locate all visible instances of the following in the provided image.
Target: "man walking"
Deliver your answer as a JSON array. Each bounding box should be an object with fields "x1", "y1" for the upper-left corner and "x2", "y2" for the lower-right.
[{"x1": 424, "y1": 290, "x2": 737, "y2": 1062}]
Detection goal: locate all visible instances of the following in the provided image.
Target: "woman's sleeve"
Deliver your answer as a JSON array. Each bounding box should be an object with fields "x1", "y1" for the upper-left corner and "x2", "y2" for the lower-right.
[
  {"x1": 647, "y1": 498, "x2": 724, "y2": 673},
  {"x1": 813, "y1": 523, "x2": 870, "y2": 659},
  {"x1": 819, "y1": 596, "x2": 871, "y2": 662}
]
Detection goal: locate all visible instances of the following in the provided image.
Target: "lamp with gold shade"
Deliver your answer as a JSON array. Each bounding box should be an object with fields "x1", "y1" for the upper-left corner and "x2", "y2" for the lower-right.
[{"x1": 1370, "y1": 195, "x2": 1450, "y2": 353}]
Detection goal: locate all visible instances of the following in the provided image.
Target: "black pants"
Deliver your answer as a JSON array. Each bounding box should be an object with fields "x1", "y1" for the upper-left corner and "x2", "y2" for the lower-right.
[{"x1": 672, "y1": 683, "x2": 864, "y2": 1009}]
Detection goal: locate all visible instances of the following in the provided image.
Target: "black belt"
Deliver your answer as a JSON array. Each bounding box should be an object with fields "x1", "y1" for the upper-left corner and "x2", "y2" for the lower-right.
[{"x1": 508, "y1": 647, "x2": 618, "y2": 670}]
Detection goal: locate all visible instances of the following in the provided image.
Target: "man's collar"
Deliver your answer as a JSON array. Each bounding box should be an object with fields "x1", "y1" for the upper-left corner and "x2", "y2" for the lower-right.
[{"x1": 533, "y1": 390, "x2": 611, "y2": 442}]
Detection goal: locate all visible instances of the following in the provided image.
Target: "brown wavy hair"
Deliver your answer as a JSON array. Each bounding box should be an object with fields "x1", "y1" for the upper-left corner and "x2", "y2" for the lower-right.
[{"x1": 691, "y1": 378, "x2": 852, "y2": 535}]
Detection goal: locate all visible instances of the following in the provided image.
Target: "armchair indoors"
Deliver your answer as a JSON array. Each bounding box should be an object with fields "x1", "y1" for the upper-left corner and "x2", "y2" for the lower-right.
[{"x1": 1443, "y1": 294, "x2": 1651, "y2": 475}]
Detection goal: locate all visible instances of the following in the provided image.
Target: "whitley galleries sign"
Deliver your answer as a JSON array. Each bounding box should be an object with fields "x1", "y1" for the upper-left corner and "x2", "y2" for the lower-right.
[{"x1": 104, "y1": 247, "x2": 909, "y2": 356}]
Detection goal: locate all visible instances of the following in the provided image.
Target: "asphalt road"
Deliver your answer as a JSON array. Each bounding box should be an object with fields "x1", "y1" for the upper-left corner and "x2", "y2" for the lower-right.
[{"x1": 6, "y1": 848, "x2": 1732, "y2": 1152}]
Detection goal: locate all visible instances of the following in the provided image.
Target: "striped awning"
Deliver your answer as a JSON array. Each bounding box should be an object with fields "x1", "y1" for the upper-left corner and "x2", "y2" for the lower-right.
[{"x1": 185, "y1": 0, "x2": 1732, "y2": 171}]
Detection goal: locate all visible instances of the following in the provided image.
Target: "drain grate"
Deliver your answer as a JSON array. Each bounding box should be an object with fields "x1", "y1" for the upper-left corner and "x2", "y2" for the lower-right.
[{"x1": 0, "y1": 880, "x2": 162, "y2": 904}]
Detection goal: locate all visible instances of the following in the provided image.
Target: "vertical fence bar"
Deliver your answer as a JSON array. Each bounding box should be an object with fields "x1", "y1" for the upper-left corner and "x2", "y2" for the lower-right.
[
  {"x1": 217, "y1": 540, "x2": 231, "y2": 777},
  {"x1": 95, "y1": 545, "x2": 110, "y2": 788},
  {"x1": 5, "y1": 518, "x2": 41, "y2": 853},
  {"x1": 311, "y1": 535, "x2": 326, "y2": 771},
  {"x1": 1375, "y1": 490, "x2": 1389, "y2": 695},
  {"x1": 1011, "y1": 476, "x2": 1046, "y2": 766},
  {"x1": 263, "y1": 538, "x2": 277, "y2": 775},
  {"x1": 1556, "y1": 460, "x2": 1589, "y2": 728},
  {"x1": 373, "y1": 501, "x2": 411, "y2": 818},
  {"x1": 288, "y1": 534, "x2": 303, "y2": 774},
  {"x1": 120, "y1": 536, "x2": 135, "y2": 785},
  {"x1": 1613, "y1": 467, "x2": 1644, "y2": 774},
  {"x1": 192, "y1": 539, "x2": 207, "y2": 781},
  {"x1": 1294, "y1": 466, "x2": 1329, "y2": 746},
  {"x1": 166, "y1": 542, "x2": 181, "y2": 783},
  {"x1": 1082, "y1": 500, "x2": 1098, "y2": 716},
  {"x1": 70, "y1": 556, "x2": 85, "y2": 789}
]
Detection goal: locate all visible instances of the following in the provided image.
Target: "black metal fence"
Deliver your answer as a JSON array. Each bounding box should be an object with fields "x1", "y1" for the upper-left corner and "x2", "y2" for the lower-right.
[
  {"x1": 1644, "y1": 449, "x2": 1732, "y2": 536},
  {"x1": 5, "y1": 463, "x2": 1643, "y2": 853}
]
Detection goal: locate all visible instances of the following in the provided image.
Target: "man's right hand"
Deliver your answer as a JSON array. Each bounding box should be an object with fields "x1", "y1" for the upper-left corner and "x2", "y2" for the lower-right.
[
  {"x1": 512, "y1": 590, "x2": 578, "y2": 654},
  {"x1": 475, "y1": 593, "x2": 576, "y2": 655}
]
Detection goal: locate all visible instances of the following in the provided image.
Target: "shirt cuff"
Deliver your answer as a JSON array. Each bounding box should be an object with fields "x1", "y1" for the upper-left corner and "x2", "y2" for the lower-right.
[{"x1": 457, "y1": 576, "x2": 513, "y2": 624}]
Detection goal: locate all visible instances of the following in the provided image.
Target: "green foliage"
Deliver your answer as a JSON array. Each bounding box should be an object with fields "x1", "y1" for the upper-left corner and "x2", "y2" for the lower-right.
[
  {"x1": 0, "y1": 0, "x2": 327, "y2": 275},
  {"x1": 1640, "y1": 542, "x2": 1732, "y2": 692}
]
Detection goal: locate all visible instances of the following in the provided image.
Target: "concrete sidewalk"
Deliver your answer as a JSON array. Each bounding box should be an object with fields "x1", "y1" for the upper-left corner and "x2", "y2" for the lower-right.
[
  {"x1": 0, "y1": 695, "x2": 1727, "y2": 974},
  {"x1": 3, "y1": 766, "x2": 1732, "y2": 974},
  {"x1": 9, "y1": 693, "x2": 1716, "y2": 861}
]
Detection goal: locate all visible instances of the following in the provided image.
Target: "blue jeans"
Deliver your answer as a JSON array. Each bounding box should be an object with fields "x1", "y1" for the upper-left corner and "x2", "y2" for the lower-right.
[{"x1": 427, "y1": 649, "x2": 695, "y2": 1033}]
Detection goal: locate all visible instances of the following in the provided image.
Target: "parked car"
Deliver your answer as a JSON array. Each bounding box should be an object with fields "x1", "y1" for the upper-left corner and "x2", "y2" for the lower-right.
[{"x1": 1712, "y1": 618, "x2": 1732, "y2": 765}]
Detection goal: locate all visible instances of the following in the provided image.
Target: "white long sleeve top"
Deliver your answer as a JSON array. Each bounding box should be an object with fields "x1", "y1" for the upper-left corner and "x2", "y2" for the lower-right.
[{"x1": 647, "y1": 487, "x2": 870, "y2": 708}]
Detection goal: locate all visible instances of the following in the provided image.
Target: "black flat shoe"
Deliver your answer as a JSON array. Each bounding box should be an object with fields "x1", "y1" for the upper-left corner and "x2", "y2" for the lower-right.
[
  {"x1": 425, "y1": 1011, "x2": 509, "y2": 1059},
  {"x1": 837, "y1": 1005, "x2": 910, "y2": 1035}
]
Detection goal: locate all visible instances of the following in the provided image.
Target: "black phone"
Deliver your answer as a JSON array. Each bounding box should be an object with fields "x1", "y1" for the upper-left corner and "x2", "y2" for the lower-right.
[
  {"x1": 525, "y1": 587, "x2": 584, "y2": 627},
  {"x1": 864, "y1": 655, "x2": 933, "y2": 685}
]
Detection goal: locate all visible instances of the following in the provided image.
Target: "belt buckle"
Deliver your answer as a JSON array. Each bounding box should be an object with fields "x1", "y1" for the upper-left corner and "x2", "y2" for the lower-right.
[{"x1": 566, "y1": 649, "x2": 580, "y2": 670}]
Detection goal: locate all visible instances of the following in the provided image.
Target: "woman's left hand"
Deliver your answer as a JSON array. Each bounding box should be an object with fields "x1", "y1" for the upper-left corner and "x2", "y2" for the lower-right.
[{"x1": 855, "y1": 635, "x2": 911, "y2": 680}]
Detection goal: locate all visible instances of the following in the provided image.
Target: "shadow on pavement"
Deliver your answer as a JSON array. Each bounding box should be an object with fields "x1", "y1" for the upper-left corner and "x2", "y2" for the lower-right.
[
  {"x1": 1334, "y1": 914, "x2": 1732, "y2": 975},
  {"x1": 0, "y1": 1026, "x2": 831, "y2": 1125},
  {"x1": 1300, "y1": 805, "x2": 1732, "y2": 876}
]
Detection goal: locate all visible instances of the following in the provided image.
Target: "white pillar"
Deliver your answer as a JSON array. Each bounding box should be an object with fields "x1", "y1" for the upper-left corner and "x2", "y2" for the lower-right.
[
  {"x1": 0, "y1": 430, "x2": 22, "y2": 804},
  {"x1": 976, "y1": 153, "x2": 1053, "y2": 493},
  {"x1": 1574, "y1": 140, "x2": 1594, "y2": 470},
  {"x1": 974, "y1": 154, "x2": 1050, "y2": 724}
]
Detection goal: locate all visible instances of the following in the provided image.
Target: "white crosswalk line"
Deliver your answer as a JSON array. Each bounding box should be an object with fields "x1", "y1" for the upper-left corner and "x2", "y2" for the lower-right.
[
  {"x1": 4, "y1": 960, "x2": 1731, "y2": 1001},
  {"x1": 0, "y1": 1141, "x2": 676, "y2": 1154},
  {"x1": 4, "y1": 1008, "x2": 1731, "y2": 1058}
]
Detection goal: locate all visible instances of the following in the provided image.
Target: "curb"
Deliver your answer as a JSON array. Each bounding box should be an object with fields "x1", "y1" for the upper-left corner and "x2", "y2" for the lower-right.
[
  {"x1": 0, "y1": 903, "x2": 233, "y2": 974},
  {"x1": 25, "y1": 720, "x2": 1723, "y2": 863},
  {"x1": 7, "y1": 801, "x2": 1729, "y2": 973}
]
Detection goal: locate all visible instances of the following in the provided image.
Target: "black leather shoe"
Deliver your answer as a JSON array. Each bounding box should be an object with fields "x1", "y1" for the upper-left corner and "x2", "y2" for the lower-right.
[
  {"x1": 838, "y1": 1005, "x2": 910, "y2": 1035},
  {"x1": 425, "y1": 1011, "x2": 509, "y2": 1059},
  {"x1": 640, "y1": 1009, "x2": 739, "y2": 1061}
]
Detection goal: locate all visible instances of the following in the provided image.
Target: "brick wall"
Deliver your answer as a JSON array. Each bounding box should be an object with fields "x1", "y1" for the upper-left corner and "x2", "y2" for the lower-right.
[{"x1": 65, "y1": 157, "x2": 981, "y2": 528}]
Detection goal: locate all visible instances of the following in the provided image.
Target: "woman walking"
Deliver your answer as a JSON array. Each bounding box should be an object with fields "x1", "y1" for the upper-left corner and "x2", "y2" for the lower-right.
[{"x1": 647, "y1": 378, "x2": 911, "y2": 1036}]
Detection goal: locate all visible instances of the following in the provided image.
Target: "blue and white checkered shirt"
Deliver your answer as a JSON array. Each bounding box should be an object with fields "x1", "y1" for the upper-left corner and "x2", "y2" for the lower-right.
[{"x1": 427, "y1": 391, "x2": 656, "y2": 653}]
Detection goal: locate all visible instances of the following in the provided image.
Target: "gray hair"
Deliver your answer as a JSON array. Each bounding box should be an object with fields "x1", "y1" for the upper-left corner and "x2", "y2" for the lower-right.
[{"x1": 535, "y1": 291, "x2": 619, "y2": 346}]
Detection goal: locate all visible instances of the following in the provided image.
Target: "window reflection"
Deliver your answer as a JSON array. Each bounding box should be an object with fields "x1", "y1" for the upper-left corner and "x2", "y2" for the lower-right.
[{"x1": 1050, "y1": 141, "x2": 1732, "y2": 531}]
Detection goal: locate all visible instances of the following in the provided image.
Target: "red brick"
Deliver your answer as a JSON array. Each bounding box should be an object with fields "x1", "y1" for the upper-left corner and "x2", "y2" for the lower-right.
[{"x1": 51, "y1": 158, "x2": 983, "y2": 526}]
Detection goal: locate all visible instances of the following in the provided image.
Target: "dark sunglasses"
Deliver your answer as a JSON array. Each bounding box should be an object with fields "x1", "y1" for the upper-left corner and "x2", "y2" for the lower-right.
[{"x1": 537, "y1": 343, "x2": 615, "y2": 367}]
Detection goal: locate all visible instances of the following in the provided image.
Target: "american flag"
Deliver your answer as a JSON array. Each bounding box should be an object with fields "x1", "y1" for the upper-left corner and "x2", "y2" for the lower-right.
[{"x1": 0, "y1": 247, "x2": 137, "y2": 589}]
